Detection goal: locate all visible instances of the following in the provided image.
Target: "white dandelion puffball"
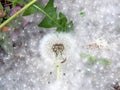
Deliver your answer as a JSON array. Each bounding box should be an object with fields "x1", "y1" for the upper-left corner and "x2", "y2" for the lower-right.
[{"x1": 39, "y1": 32, "x2": 76, "y2": 65}]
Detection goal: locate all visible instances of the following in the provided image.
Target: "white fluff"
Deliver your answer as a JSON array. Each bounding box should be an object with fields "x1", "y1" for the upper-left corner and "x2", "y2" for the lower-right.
[
  {"x1": 39, "y1": 32, "x2": 76, "y2": 65},
  {"x1": 45, "y1": 80, "x2": 68, "y2": 90}
]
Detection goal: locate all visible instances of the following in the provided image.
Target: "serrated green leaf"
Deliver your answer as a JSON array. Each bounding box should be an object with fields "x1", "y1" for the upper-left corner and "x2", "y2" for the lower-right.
[
  {"x1": 33, "y1": 0, "x2": 74, "y2": 32},
  {"x1": 57, "y1": 12, "x2": 73, "y2": 32},
  {"x1": 57, "y1": 12, "x2": 67, "y2": 31},
  {"x1": 39, "y1": 16, "x2": 57, "y2": 28},
  {"x1": 38, "y1": 0, "x2": 57, "y2": 28}
]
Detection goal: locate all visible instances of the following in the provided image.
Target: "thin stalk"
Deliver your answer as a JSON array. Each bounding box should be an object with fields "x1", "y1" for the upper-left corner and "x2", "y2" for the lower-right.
[
  {"x1": 56, "y1": 60, "x2": 60, "y2": 80},
  {"x1": 33, "y1": 4, "x2": 61, "y2": 28},
  {"x1": 56, "y1": 54, "x2": 62, "y2": 80},
  {"x1": 0, "y1": 0, "x2": 37, "y2": 29}
]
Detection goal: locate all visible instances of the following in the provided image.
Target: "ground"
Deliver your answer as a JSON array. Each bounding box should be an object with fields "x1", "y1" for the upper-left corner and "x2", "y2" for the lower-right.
[{"x1": 0, "y1": 0, "x2": 120, "y2": 90}]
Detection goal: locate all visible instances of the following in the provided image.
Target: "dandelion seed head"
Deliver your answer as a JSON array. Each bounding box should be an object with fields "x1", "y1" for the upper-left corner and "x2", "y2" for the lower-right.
[{"x1": 40, "y1": 33, "x2": 76, "y2": 65}]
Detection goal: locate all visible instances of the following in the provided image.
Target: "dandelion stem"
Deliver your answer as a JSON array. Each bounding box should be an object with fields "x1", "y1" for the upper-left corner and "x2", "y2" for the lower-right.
[
  {"x1": 0, "y1": 0, "x2": 37, "y2": 29},
  {"x1": 56, "y1": 60, "x2": 60, "y2": 80}
]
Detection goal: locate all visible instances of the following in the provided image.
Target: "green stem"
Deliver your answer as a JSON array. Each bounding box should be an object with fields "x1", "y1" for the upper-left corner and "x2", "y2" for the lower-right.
[
  {"x1": 0, "y1": 0, "x2": 37, "y2": 29},
  {"x1": 33, "y1": 4, "x2": 61, "y2": 28},
  {"x1": 57, "y1": 60, "x2": 60, "y2": 80}
]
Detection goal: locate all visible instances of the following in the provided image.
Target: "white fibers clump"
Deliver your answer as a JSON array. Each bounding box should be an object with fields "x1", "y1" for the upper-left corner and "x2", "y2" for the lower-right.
[{"x1": 40, "y1": 32, "x2": 77, "y2": 65}]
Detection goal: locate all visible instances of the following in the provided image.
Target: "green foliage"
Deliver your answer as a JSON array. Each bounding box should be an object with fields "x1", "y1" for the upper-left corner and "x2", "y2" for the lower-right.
[
  {"x1": 0, "y1": 2, "x2": 3, "y2": 9},
  {"x1": 23, "y1": 0, "x2": 74, "y2": 32},
  {"x1": 80, "y1": 53, "x2": 110, "y2": 66},
  {"x1": 7, "y1": 0, "x2": 28, "y2": 7},
  {"x1": 1, "y1": 0, "x2": 74, "y2": 32},
  {"x1": 97, "y1": 58, "x2": 110, "y2": 66},
  {"x1": 80, "y1": 12, "x2": 86, "y2": 17},
  {"x1": 0, "y1": 18, "x2": 3, "y2": 23},
  {"x1": 80, "y1": 53, "x2": 96, "y2": 63},
  {"x1": 38, "y1": 0, "x2": 58, "y2": 28},
  {"x1": 0, "y1": 2, "x2": 11, "y2": 53},
  {"x1": 23, "y1": 2, "x2": 43, "y2": 16},
  {"x1": 22, "y1": 3, "x2": 38, "y2": 16},
  {"x1": 0, "y1": 2, "x2": 2, "y2": 7},
  {"x1": 0, "y1": 2, "x2": 4, "y2": 24},
  {"x1": 57, "y1": 13, "x2": 74, "y2": 32},
  {"x1": 0, "y1": 2, "x2": 11, "y2": 24},
  {"x1": 0, "y1": 31, "x2": 13, "y2": 54},
  {"x1": 4, "y1": 6, "x2": 11, "y2": 19}
]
